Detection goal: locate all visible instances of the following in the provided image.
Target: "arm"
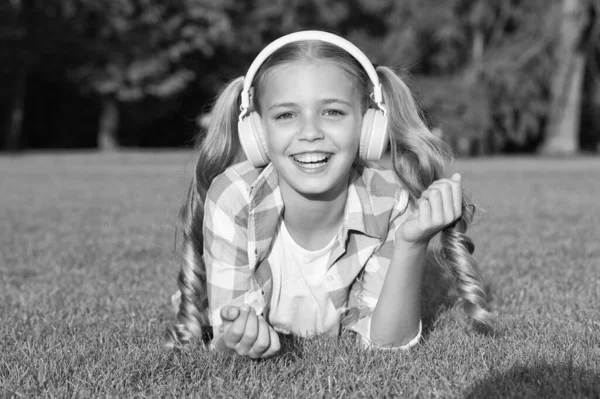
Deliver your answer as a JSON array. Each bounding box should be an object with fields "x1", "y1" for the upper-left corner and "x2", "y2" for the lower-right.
[
  {"x1": 369, "y1": 241, "x2": 426, "y2": 347},
  {"x1": 203, "y1": 171, "x2": 280, "y2": 358},
  {"x1": 358, "y1": 173, "x2": 463, "y2": 348}
]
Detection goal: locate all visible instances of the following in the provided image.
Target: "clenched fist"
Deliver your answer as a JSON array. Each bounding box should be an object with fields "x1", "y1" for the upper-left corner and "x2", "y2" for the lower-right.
[
  {"x1": 217, "y1": 305, "x2": 281, "y2": 359},
  {"x1": 396, "y1": 173, "x2": 463, "y2": 245}
]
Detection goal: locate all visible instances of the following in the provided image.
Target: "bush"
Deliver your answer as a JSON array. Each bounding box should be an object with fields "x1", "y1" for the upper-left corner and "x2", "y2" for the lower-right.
[{"x1": 411, "y1": 75, "x2": 493, "y2": 156}]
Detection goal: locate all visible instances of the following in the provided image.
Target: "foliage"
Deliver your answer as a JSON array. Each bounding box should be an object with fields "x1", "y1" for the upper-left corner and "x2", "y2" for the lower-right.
[
  {"x1": 66, "y1": 0, "x2": 235, "y2": 102},
  {"x1": 479, "y1": 42, "x2": 554, "y2": 152},
  {"x1": 1, "y1": 0, "x2": 598, "y2": 151},
  {"x1": 471, "y1": 0, "x2": 559, "y2": 152},
  {"x1": 412, "y1": 75, "x2": 493, "y2": 155}
]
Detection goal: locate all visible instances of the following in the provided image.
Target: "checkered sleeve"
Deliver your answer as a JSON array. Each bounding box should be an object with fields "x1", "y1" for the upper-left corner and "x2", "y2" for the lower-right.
[
  {"x1": 202, "y1": 170, "x2": 265, "y2": 333},
  {"x1": 349, "y1": 186, "x2": 421, "y2": 350}
]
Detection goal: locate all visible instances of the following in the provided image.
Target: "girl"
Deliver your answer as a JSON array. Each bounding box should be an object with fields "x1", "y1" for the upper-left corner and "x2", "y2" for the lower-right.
[{"x1": 167, "y1": 31, "x2": 494, "y2": 358}]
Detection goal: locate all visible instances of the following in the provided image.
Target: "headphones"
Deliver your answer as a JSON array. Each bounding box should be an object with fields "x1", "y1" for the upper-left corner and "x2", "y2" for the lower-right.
[{"x1": 237, "y1": 30, "x2": 389, "y2": 168}]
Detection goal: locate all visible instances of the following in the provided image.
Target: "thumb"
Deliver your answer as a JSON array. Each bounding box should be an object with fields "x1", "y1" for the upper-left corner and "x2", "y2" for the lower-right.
[
  {"x1": 220, "y1": 306, "x2": 240, "y2": 322},
  {"x1": 451, "y1": 172, "x2": 461, "y2": 182}
]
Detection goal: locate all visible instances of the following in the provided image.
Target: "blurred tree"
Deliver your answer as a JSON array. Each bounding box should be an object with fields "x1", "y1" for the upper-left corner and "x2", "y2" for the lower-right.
[
  {"x1": 0, "y1": 0, "x2": 29, "y2": 151},
  {"x1": 68, "y1": 0, "x2": 235, "y2": 150},
  {"x1": 1, "y1": 0, "x2": 110, "y2": 150},
  {"x1": 540, "y1": 0, "x2": 597, "y2": 154},
  {"x1": 0, "y1": 0, "x2": 236, "y2": 151},
  {"x1": 2, "y1": 0, "x2": 598, "y2": 153},
  {"x1": 457, "y1": 0, "x2": 557, "y2": 152}
]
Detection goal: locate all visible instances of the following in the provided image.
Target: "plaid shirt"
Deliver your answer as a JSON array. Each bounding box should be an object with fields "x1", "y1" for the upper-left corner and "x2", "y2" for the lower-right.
[{"x1": 174, "y1": 160, "x2": 412, "y2": 343}]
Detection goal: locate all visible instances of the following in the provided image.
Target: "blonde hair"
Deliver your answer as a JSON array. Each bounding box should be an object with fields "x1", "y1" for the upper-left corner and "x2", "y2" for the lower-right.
[
  {"x1": 165, "y1": 77, "x2": 245, "y2": 346},
  {"x1": 166, "y1": 40, "x2": 494, "y2": 347},
  {"x1": 378, "y1": 67, "x2": 495, "y2": 332}
]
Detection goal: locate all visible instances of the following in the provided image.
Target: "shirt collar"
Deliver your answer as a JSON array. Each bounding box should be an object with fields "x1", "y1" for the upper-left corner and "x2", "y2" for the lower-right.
[{"x1": 344, "y1": 166, "x2": 382, "y2": 239}]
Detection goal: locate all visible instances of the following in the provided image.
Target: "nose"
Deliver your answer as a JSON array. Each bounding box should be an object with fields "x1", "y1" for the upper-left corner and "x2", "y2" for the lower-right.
[{"x1": 298, "y1": 116, "x2": 324, "y2": 141}]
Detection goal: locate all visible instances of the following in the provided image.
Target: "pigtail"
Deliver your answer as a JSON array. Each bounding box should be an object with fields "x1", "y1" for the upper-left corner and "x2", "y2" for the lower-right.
[
  {"x1": 166, "y1": 76, "x2": 246, "y2": 347},
  {"x1": 377, "y1": 66, "x2": 495, "y2": 333}
]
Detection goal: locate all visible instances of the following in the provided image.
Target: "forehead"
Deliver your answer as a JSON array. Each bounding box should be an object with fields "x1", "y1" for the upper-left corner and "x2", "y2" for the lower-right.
[{"x1": 258, "y1": 60, "x2": 359, "y2": 103}]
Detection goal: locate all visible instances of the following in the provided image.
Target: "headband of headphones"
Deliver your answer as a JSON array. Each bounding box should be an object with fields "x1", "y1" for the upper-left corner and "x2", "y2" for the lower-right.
[{"x1": 238, "y1": 30, "x2": 386, "y2": 121}]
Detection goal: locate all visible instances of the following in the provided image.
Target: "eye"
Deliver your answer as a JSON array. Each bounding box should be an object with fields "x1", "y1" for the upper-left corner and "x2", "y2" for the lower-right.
[
  {"x1": 323, "y1": 109, "x2": 345, "y2": 117},
  {"x1": 275, "y1": 112, "x2": 295, "y2": 120}
]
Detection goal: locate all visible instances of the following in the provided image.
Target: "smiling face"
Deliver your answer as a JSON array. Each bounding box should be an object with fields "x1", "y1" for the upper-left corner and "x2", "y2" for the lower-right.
[{"x1": 258, "y1": 60, "x2": 363, "y2": 199}]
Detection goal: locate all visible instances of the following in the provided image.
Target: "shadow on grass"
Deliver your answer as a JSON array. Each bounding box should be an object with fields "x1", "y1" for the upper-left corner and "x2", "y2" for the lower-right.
[
  {"x1": 464, "y1": 362, "x2": 600, "y2": 398},
  {"x1": 277, "y1": 334, "x2": 306, "y2": 360},
  {"x1": 420, "y1": 255, "x2": 456, "y2": 336}
]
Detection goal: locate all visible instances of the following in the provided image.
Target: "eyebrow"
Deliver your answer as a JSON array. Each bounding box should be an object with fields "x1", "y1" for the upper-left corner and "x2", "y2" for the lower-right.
[
  {"x1": 267, "y1": 102, "x2": 296, "y2": 112},
  {"x1": 322, "y1": 98, "x2": 352, "y2": 107},
  {"x1": 267, "y1": 98, "x2": 352, "y2": 112}
]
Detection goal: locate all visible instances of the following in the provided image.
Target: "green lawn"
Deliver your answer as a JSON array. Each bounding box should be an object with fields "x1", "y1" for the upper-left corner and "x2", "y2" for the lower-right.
[{"x1": 1, "y1": 151, "x2": 599, "y2": 398}]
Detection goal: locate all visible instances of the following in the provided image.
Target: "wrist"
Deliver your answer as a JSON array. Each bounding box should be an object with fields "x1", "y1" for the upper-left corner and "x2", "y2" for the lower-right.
[
  {"x1": 394, "y1": 238, "x2": 429, "y2": 254},
  {"x1": 390, "y1": 240, "x2": 428, "y2": 274}
]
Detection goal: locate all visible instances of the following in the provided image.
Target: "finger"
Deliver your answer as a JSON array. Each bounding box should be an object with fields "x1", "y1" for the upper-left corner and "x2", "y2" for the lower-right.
[
  {"x1": 417, "y1": 198, "x2": 431, "y2": 228},
  {"x1": 237, "y1": 307, "x2": 259, "y2": 354},
  {"x1": 225, "y1": 305, "x2": 250, "y2": 347},
  {"x1": 261, "y1": 325, "x2": 281, "y2": 358},
  {"x1": 430, "y1": 182, "x2": 455, "y2": 223},
  {"x1": 429, "y1": 175, "x2": 463, "y2": 218},
  {"x1": 451, "y1": 175, "x2": 463, "y2": 217},
  {"x1": 427, "y1": 188, "x2": 444, "y2": 226},
  {"x1": 444, "y1": 173, "x2": 463, "y2": 216},
  {"x1": 221, "y1": 306, "x2": 240, "y2": 322},
  {"x1": 248, "y1": 315, "x2": 271, "y2": 359}
]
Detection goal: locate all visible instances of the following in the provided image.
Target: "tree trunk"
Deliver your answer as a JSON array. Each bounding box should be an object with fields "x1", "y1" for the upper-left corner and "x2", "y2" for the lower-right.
[
  {"x1": 540, "y1": 0, "x2": 591, "y2": 155},
  {"x1": 472, "y1": 29, "x2": 484, "y2": 64},
  {"x1": 4, "y1": 0, "x2": 28, "y2": 152},
  {"x1": 4, "y1": 69, "x2": 27, "y2": 151},
  {"x1": 593, "y1": 76, "x2": 600, "y2": 152},
  {"x1": 98, "y1": 97, "x2": 119, "y2": 151}
]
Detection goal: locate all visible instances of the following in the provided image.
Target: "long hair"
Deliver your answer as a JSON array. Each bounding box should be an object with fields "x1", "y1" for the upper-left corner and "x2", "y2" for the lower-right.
[
  {"x1": 166, "y1": 39, "x2": 494, "y2": 347},
  {"x1": 377, "y1": 67, "x2": 495, "y2": 332},
  {"x1": 165, "y1": 76, "x2": 245, "y2": 347}
]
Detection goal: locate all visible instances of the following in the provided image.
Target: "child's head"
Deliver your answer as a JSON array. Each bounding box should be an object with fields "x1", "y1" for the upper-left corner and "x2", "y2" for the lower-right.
[
  {"x1": 237, "y1": 32, "x2": 390, "y2": 198},
  {"x1": 252, "y1": 47, "x2": 364, "y2": 198}
]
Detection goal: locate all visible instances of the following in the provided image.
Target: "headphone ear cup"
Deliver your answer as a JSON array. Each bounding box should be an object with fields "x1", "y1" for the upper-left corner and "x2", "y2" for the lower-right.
[
  {"x1": 238, "y1": 112, "x2": 270, "y2": 167},
  {"x1": 359, "y1": 108, "x2": 389, "y2": 162},
  {"x1": 359, "y1": 109, "x2": 375, "y2": 161}
]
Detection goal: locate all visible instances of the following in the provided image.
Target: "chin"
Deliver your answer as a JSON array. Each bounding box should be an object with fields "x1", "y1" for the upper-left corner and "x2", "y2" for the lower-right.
[
  {"x1": 292, "y1": 164, "x2": 351, "y2": 198},
  {"x1": 295, "y1": 181, "x2": 336, "y2": 197},
  {"x1": 272, "y1": 153, "x2": 354, "y2": 197}
]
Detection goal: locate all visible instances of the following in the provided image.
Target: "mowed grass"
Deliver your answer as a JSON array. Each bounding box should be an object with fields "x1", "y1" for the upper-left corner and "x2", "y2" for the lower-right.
[{"x1": 1, "y1": 151, "x2": 599, "y2": 398}]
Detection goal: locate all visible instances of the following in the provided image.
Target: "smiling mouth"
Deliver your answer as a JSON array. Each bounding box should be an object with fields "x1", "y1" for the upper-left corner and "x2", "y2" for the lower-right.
[
  {"x1": 291, "y1": 152, "x2": 333, "y2": 171},
  {"x1": 291, "y1": 152, "x2": 332, "y2": 167}
]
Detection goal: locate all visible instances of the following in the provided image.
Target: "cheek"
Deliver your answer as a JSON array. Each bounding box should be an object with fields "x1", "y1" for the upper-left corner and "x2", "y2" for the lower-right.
[
  {"x1": 263, "y1": 122, "x2": 287, "y2": 155},
  {"x1": 339, "y1": 120, "x2": 362, "y2": 150}
]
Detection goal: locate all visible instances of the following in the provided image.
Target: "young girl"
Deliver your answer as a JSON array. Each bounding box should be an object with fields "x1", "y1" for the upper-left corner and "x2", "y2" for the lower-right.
[{"x1": 166, "y1": 31, "x2": 494, "y2": 358}]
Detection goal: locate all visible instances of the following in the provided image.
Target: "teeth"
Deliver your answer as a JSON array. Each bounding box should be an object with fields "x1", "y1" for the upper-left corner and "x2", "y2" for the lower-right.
[{"x1": 292, "y1": 153, "x2": 330, "y2": 163}]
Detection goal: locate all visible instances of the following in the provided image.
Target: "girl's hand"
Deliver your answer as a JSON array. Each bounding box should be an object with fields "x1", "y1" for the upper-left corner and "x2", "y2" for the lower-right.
[
  {"x1": 218, "y1": 305, "x2": 280, "y2": 359},
  {"x1": 396, "y1": 173, "x2": 463, "y2": 245}
]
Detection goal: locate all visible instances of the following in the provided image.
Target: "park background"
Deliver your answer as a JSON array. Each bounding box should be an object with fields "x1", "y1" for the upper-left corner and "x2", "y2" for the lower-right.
[
  {"x1": 1, "y1": 0, "x2": 600, "y2": 155},
  {"x1": 2, "y1": 1, "x2": 600, "y2": 398}
]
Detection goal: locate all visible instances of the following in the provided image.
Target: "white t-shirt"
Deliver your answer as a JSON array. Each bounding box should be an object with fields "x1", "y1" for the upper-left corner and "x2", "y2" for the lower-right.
[{"x1": 267, "y1": 220, "x2": 341, "y2": 337}]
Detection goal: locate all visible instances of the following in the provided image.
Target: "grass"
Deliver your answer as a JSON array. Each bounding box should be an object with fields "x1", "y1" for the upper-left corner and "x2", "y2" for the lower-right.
[{"x1": 1, "y1": 151, "x2": 599, "y2": 398}]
